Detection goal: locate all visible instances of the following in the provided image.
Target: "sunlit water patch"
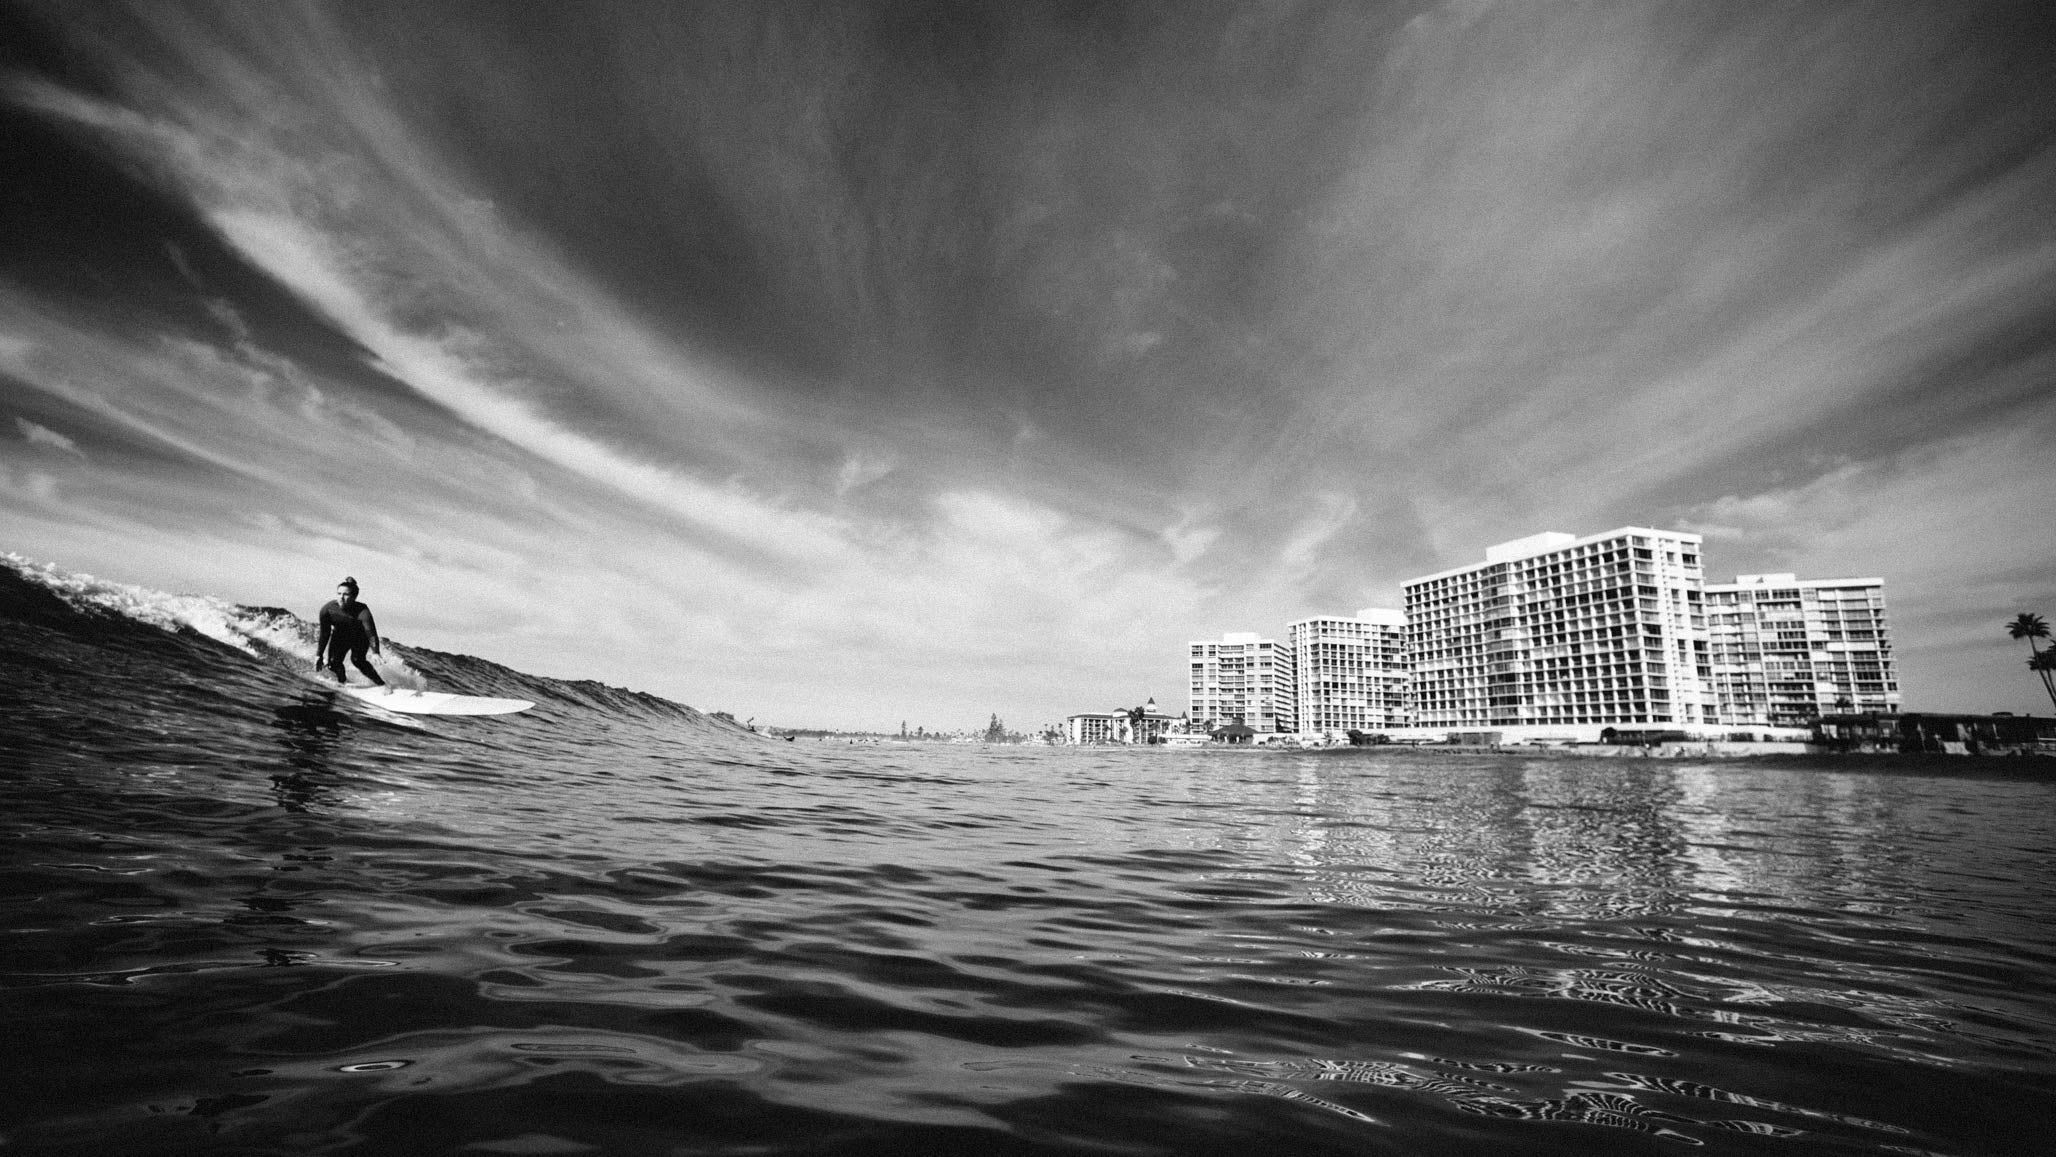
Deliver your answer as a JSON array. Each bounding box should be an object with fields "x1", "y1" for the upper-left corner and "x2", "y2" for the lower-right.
[{"x1": 5, "y1": 557, "x2": 2056, "y2": 1155}]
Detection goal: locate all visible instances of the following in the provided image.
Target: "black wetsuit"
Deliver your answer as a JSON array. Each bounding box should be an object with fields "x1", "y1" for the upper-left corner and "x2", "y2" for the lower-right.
[{"x1": 317, "y1": 599, "x2": 385, "y2": 685}]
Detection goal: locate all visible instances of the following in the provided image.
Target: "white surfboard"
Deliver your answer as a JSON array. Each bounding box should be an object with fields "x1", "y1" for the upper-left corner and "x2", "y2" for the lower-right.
[{"x1": 338, "y1": 684, "x2": 534, "y2": 716}]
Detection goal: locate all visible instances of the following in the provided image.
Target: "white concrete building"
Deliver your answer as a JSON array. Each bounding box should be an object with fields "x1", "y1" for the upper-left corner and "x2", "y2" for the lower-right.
[
  {"x1": 1064, "y1": 697, "x2": 1181, "y2": 745},
  {"x1": 1401, "y1": 528, "x2": 1716, "y2": 742},
  {"x1": 1706, "y1": 574, "x2": 1899, "y2": 726},
  {"x1": 1283, "y1": 609, "x2": 1410, "y2": 736},
  {"x1": 1064, "y1": 713, "x2": 1120, "y2": 745},
  {"x1": 1188, "y1": 632, "x2": 1282, "y2": 732}
]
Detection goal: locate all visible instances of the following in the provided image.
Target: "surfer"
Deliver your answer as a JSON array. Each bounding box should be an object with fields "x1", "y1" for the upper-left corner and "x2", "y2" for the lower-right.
[{"x1": 315, "y1": 577, "x2": 386, "y2": 687}]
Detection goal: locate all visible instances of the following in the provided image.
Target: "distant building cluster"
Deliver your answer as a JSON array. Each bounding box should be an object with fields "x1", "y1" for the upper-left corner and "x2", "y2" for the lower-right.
[{"x1": 1065, "y1": 526, "x2": 1902, "y2": 745}]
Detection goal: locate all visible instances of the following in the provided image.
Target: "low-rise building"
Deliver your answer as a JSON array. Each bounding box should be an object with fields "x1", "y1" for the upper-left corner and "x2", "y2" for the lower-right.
[
  {"x1": 1064, "y1": 712, "x2": 1120, "y2": 745},
  {"x1": 1816, "y1": 712, "x2": 2051, "y2": 755},
  {"x1": 1064, "y1": 698, "x2": 1178, "y2": 744}
]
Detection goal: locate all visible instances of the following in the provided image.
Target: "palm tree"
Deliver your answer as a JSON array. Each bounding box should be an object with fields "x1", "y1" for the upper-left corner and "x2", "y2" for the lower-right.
[
  {"x1": 2011, "y1": 612, "x2": 2049, "y2": 648},
  {"x1": 2030, "y1": 649, "x2": 2056, "y2": 713},
  {"x1": 2010, "y1": 612, "x2": 2056, "y2": 711}
]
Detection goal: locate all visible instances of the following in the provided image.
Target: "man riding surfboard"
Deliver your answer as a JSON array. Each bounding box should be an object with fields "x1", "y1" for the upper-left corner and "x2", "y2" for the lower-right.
[{"x1": 315, "y1": 576, "x2": 385, "y2": 687}]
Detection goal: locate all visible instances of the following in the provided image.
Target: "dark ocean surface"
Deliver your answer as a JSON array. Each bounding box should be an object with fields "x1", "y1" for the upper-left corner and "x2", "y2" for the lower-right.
[{"x1": 5, "y1": 556, "x2": 2055, "y2": 1155}]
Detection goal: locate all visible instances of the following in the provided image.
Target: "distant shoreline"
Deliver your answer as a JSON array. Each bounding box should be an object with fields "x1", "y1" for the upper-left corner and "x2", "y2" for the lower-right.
[
  {"x1": 1279, "y1": 743, "x2": 2056, "y2": 769},
  {"x1": 1038, "y1": 740, "x2": 2056, "y2": 766}
]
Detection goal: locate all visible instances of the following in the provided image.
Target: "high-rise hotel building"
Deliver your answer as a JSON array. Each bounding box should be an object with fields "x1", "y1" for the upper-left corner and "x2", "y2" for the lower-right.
[
  {"x1": 1188, "y1": 632, "x2": 1282, "y2": 731},
  {"x1": 1402, "y1": 528, "x2": 1716, "y2": 737},
  {"x1": 1282, "y1": 610, "x2": 1410, "y2": 735},
  {"x1": 1706, "y1": 574, "x2": 1899, "y2": 726}
]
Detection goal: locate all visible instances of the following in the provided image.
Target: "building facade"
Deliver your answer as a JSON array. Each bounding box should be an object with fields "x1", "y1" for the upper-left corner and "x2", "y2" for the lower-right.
[
  {"x1": 1063, "y1": 713, "x2": 1119, "y2": 745},
  {"x1": 1402, "y1": 528, "x2": 1716, "y2": 739},
  {"x1": 1188, "y1": 632, "x2": 1282, "y2": 732},
  {"x1": 1283, "y1": 609, "x2": 1410, "y2": 735},
  {"x1": 1706, "y1": 573, "x2": 1898, "y2": 725},
  {"x1": 1064, "y1": 699, "x2": 1179, "y2": 744}
]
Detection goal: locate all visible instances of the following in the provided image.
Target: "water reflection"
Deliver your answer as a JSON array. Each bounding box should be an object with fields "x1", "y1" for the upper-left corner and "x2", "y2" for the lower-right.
[
  {"x1": 268, "y1": 703, "x2": 348, "y2": 812},
  {"x1": 1144, "y1": 753, "x2": 2053, "y2": 939},
  {"x1": 1155, "y1": 755, "x2": 1708, "y2": 920},
  {"x1": 1111, "y1": 752, "x2": 2056, "y2": 1132}
]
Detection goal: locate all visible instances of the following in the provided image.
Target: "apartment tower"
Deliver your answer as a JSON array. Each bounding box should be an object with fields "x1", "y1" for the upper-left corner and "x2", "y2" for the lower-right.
[
  {"x1": 1283, "y1": 610, "x2": 1410, "y2": 735},
  {"x1": 1402, "y1": 528, "x2": 1715, "y2": 738},
  {"x1": 1706, "y1": 574, "x2": 1898, "y2": 726},
  {"x1": 1188, "y1": 632, "x2": 1281, "y2": 731}
]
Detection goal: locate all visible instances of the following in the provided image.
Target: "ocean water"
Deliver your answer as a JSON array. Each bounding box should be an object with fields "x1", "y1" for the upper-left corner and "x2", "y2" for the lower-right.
[{"x1": 5, "y1": 558, "x2": 2055, "y2": 1156}]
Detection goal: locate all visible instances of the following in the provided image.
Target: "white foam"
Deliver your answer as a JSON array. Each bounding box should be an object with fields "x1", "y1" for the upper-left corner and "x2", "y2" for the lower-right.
[{"x1": 4, "y1": 552, "x2": 422, "y2": 687}]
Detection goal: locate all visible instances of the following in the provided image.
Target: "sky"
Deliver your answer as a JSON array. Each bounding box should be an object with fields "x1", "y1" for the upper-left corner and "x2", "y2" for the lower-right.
[{"x1": 3, "y1": 1, "x2": 2054, "y2": 729}]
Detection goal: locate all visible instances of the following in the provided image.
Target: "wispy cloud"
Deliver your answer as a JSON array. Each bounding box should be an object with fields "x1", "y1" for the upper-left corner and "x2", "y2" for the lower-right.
[
  {"x1": 15, "y1": 417, "x2": 83, "y2": 457},
  {"x1": 1676, "y1": 414, "x2": 2056, "y2": 713}
]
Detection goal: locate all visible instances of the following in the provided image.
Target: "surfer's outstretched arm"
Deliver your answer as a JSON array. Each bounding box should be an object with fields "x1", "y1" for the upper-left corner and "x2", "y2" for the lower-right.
[
  {"x1": 315, "y1": 616, "x2": 332, "y2": 667},
  {"x1": 364, "y1": 608, "x2": 381, "y2": 655}
]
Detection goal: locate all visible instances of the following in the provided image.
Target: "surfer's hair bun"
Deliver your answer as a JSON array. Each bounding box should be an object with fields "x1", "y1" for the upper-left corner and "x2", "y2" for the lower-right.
[{"x1": 340, "y1": 576, "x2": 360, "y2": 593}]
